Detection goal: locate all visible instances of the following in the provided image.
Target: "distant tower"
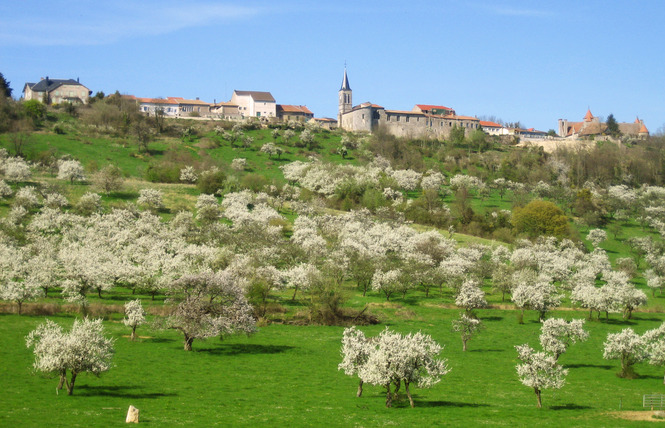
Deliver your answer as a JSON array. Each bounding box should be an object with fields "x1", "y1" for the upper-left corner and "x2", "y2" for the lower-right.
[{"x1": 338, "y1": 67, "x2": 352, "y2": 128}]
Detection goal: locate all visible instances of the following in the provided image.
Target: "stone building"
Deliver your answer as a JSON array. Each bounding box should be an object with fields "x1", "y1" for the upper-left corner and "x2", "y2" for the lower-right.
[
  {"x1": 23, "y1": 77, "x2": 91, "y2": 104},
  {"x1": 276, "y1": 105, "x2": 314, "y2": 122},
  {"x1": 337, "y1": 69, "x2": 480, "y2": 138},
  {"x1": 558, "y1": 109, "x2": 649, "y2": 139}
]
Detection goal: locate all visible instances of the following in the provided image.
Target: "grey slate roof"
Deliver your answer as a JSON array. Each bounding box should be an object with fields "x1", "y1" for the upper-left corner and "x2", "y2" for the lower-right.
[
  {"x1": 234, "y1": 90, "x2": 275, "y2": 102},
  {"x1": 340, "y1": 69, "x2": 351, "y2": 91},
  {"x1": 27, "y1": 78, "x2": 85, "y2": 92}
]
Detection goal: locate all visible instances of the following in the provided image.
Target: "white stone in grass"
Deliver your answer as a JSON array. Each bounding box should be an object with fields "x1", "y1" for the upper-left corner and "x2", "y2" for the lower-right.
[{"x1": 126, "y1": 405, "x2": 139, "y2": 423}]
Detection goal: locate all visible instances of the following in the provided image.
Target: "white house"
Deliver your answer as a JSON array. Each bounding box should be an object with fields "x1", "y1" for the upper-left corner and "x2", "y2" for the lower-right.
[{"x1": 230, "y1": 90, "x2": 276, "y2": 118}]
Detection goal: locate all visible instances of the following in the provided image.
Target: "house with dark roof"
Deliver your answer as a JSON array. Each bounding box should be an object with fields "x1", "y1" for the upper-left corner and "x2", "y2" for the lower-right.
[
  {"x1": 230, "y1": 90, "x2": 276, "y2": 119},
  {"x1": 558, "y1": 109, "x2": 649, "y2": 139},
  {"x1": 23, "y1": 77, "x2": 91, "y2": 104},
  {"x1": 276, "y1": 104, "x2": 314, "y2": 122}
]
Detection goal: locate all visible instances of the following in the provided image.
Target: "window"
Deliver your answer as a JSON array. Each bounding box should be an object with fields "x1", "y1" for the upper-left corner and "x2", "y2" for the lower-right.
[{"x1": 406, "y1": 116, "x2": 410, "y2": 123}]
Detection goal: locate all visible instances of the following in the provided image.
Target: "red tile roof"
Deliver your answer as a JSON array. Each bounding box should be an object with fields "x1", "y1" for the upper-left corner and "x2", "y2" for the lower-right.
[
  {"x1": 277, "y1": 105, "x2": 313, "y2": 114},
  {"x1": 415, "y1": 104, "x2": 453, "y2": 111},
  {"x1": 584, "y1": 109, "x2": 594, "y2": 122},
  {"x1": 479, "y1": 120, "x2": 503, "y2": 128},
  {"x1": 640, "y1": 124, "x2": 649, "y2": 133}
]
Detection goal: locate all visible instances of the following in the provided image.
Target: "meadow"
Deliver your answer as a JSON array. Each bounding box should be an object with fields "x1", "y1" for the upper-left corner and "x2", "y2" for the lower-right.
[
  {"x1": 3, "y1": 301, "x2": 665, "y2": 427},
  {"x1": 2, "y1": 113, "x2": 665, "y2": 426}
]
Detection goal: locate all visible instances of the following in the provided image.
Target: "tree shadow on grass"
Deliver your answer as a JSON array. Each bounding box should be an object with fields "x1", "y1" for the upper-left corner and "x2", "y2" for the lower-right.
[
  {"x1": 566, "y1": 363, "x2": 613, "y2": 370},
  {"x1": 109, "y1": 191, "x2": 139, "y2": 200},
  {"x1": 480, "y1": 316, "x2": 503, "y2": 322},
  {"x1": 420, "y1": 400, "x2": 490, "y2": 408},
  {"x1": 199, "y1": 344, "x2": 295, "y2": 356},
  {"x1": 77, "y1": 385, "x2": 177, "y2": 399},
  {"x1": 603, "y1": 318, "x2": 637, "y2": 326},
  {"x1": 468, "y1": 349, "x2": 504, "y2": 353},
  {"x1": 146, "y1": 337, "x2": 176, "y2": 344},
  {"x1": 550, "y1": 403, "x2": 592, "y2": 410}
]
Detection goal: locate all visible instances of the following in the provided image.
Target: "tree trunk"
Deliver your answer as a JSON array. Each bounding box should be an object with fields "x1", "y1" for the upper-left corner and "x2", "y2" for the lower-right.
[
  {"x1": 291, "y1": 285, "x2": 299, "y2": 301},
  {"x1": 98, "y1": 288, "x2": 102, "y2": 299},
  {"x1": 131, "y1": 325, "x2": 137, "y2": 341},
  {"x1": 393, "y1": 379, "x2": 401, "y2": 400},
  {"x1": 57, "y1": 372, "x2": 66, "y2": 391},
  {"x1": 535, "y1": 388, "x2": 542, "y2": 408},
  {"x1": 357, "y1": 380, "x2": 363, "y2": 397},
  {"x1": 385, "y1": 383, "x2": 392, "y2": 408},
  {"x1": 43, "y1": 287, "x2": 49, "y2": 298},
  {"x1": 66, "y1": 372, "x2": 77, "y2": 396},
  {"x1": 405, "y1": 381, "x2": 414, "y2": 408},
  {"x1": 17, "y1": 301, "x2": 22, "y2": 315},
  {"x1": 462, "y1": 339, "x2": 467, "y2": 352},
  {"x1": 184, "y1": 335, "x2": 194, "y2": 351}
]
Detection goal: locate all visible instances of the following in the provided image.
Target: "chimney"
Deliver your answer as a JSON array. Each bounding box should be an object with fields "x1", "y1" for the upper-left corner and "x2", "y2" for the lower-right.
[{"x1": 196, "y1": 97, "x2": 199, "y2": 100}]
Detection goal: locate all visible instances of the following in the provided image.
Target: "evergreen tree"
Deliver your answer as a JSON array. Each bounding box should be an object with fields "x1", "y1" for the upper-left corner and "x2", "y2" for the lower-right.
[
  {"x1": 606, "y1": 113, "x2": 621, "y2": 138},
  {"x1": 0, "y1": 73, "x2": 12, "y2": 98}
]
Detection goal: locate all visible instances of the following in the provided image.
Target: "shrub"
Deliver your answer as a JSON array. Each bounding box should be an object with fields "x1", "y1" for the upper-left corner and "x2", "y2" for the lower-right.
[
  {"x1": 197, "y1": 168, "x2": 226, "y2": 194},
  {"x1": 145, "y1": 161, "x2": 181, "y2": 183},
  {"x1": 511, "y1": 200, "x2": 570, "y2": 238}
]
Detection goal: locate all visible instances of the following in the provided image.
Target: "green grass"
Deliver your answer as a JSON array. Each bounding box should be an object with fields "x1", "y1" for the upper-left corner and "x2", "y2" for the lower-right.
[{"x1": 3, "y1": 302, "x2": 665, "y2": 427}]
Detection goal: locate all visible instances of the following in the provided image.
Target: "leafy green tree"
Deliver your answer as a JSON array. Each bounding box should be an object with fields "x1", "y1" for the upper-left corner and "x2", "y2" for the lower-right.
[
  {"x1": 22, "y1": 99, "x2": 46, "y2": 125},
  {"x1": 511, "y1": 200, "x2": 570, "y2": 238}
]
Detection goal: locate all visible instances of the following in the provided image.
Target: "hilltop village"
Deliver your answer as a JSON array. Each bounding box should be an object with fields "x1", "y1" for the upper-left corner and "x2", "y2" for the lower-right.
[{"x1": 22, "y1": 70, "x2": 649, "y2": 144}]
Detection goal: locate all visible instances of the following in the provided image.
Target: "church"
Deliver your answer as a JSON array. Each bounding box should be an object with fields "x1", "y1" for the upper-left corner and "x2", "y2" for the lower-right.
[{"x1": 337, "y1": 69, "x2": 480, "y2": 139}]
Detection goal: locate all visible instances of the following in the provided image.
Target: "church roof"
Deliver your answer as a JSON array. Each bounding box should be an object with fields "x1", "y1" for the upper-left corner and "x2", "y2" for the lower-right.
[
  {"x1": 584, "y1": 109, "x2": 594, "y2": 122},
  {"x1": 340, "y1": 68, "x2": 351, "y2": 91}
]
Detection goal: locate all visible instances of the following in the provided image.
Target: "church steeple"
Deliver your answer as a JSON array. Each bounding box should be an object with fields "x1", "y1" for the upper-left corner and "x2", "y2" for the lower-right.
[
  {"x1": 340, "y1": 68, "x2": 351, "y2": 91},
  {"x1": 338, "y1": 67, "x2": 352, "y2": 128}
]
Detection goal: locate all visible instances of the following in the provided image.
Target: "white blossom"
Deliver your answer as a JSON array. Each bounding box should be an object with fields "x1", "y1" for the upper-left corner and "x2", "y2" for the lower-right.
[
  {"x1": 25, "y1": 318, "x2": 114, "y2": 395},
  {"x1": 515, "y1": 344, "x2": 568, "y2": 408}
]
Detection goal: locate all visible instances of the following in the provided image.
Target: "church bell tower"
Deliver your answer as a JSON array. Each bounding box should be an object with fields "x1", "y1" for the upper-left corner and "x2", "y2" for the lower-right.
[{"x1": 338, "y1": 67, "x2": 352, "y2": 128}]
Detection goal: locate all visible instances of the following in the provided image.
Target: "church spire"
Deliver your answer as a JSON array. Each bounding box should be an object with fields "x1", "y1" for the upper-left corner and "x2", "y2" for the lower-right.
[{"x1": 340, "y1": 67, "x2": 351, "y2": 91}]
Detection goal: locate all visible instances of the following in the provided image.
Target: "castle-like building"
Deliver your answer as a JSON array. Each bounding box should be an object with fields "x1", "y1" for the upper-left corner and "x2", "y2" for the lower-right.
[
  {"x1": 558, "y1": 109, "x2": 649, "y2": 139},
  {"x1": 337, "y1": 69, "x2": 480, "y2": 139}
]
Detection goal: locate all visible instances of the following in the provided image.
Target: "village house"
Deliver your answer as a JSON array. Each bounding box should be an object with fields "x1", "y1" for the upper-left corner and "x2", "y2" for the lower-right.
[
  {"x1": 210, "y1": 101, "x2": 241, "y2": 119},
  {"x1": 123, "y1": 96, "x2": 211, "y2": 117},
  {"x1": 337, "y1": 69, "x2": 480, "y2": 139},
  {"x1": 230, "y1": 90, "x2": 276, "y2": 119},
  {"x1": 276, "y1": 105, "x2": 314, "y2": 122},
  {"x1": 558, "y1": 109, "x2": 649, "y2": 139},
  {"x1": 479, "y1": 120, "x2": 510, "y2": 136},
  {"x1": 23, "y1": 77, "x2": 91, "y2": 104}
]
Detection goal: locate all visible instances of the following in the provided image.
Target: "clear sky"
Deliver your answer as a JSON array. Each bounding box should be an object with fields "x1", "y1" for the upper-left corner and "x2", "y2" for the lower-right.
[{"x1": 1, "y1": 1, "x2": 664, "y2": 133}]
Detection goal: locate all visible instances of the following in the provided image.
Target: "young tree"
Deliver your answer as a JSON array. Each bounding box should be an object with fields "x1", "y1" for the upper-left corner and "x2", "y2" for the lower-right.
[
  {"x1": 137, "y1": 188, "x2": 164, "y2": 212},
  {"x1": 123, "y1": 299, "x2": 146, "y2": 341},
  {"x1": 57, "y1": 159, "x2": 86, "y2": 184},
  {"x1": 515, "y1": 344, "x2": 568, "y2": 408},
  {"x1": 92, "y1": 164, "x2": 124, "y2": 194},
  {"x1": 164, "y1": 271, "x2": 256, "y2": 351},
  {"x1": 539, "y1": 318, "x2": 589, "y2": 361},
  {"x1": 455, "y1": 278, "x2": 487, "y2": 316},
  {"x1": 179, "y1": 166, "x2": 198, "y2": 184},
  {"x1": 358, "y1": 328, "x2": 450, "y2": 408},
  {"x1": 338, "y1": 326, "x2": 372, "y2": 397},
  {"x1": 451, "y1": 313, "x2": 484, "y2": 351},
  {"x1": 644, "y1": 323, "x2": 665, "y2": 384},
  {"x1": 25, "y1": 318, "x2": 114, "y2": 395},
  {"x1": 603, "y1": 328, "x2": 646, "y2": 378}
]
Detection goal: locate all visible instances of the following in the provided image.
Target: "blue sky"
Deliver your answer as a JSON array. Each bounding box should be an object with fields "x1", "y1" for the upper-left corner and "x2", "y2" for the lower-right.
[{"x1": 1, "y1": 0, "x2": 664, "y2": 133}]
